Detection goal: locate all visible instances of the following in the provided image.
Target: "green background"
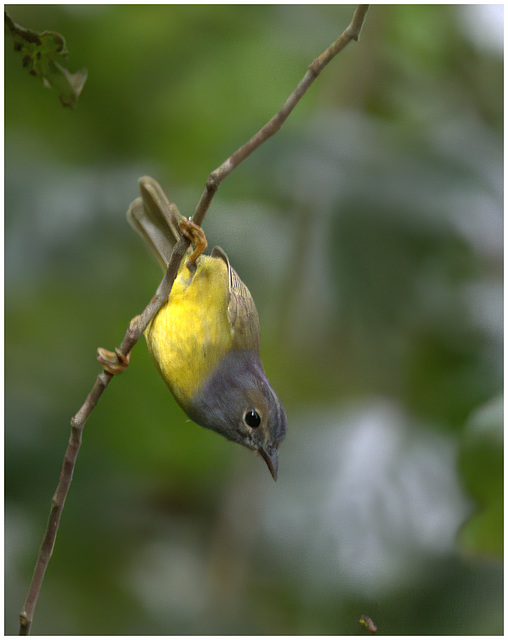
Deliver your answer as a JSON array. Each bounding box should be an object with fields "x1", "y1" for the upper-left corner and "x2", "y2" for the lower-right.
[{"x1": 5, "y1": 4, "x2": 503, "y2": 635}]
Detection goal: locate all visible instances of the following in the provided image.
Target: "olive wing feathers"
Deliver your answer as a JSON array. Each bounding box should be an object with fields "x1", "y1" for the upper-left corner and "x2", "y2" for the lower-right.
[{"x1": 212, "y1": 246, "x2": 261, "y2": 353}]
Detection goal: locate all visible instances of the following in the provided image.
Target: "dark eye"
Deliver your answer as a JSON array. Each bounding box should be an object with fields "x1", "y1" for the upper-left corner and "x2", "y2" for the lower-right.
[{"x1": 244, "y1": 409, "x2": 261, "y2": 428}]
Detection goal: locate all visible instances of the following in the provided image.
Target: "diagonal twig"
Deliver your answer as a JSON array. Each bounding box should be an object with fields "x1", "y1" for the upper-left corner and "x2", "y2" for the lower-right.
[
  {"x1": 18, "y1": 231, "x2": 191, "y2": 636},
  {"x1": 192, "y1": 4, "x2": 369, "y2": 226},
  {"x1": 18, "y1": 5, "x2": 369, "y2": 635}
]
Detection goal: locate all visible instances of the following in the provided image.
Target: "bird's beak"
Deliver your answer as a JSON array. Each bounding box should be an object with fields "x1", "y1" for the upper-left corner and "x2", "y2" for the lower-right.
[{"x1": 259, "y1": 445, "x2": 279, "y2": 481}]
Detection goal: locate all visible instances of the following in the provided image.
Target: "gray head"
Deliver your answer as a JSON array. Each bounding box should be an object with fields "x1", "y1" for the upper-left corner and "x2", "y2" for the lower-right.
[{"x1": 187, "y1": 349, "x2": 286, "y2": 480}]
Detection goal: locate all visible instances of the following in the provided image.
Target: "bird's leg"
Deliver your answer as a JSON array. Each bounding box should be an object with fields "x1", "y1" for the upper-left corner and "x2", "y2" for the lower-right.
[{"x1": 179, "y1": 218, "x2": 208, "y2": 272}]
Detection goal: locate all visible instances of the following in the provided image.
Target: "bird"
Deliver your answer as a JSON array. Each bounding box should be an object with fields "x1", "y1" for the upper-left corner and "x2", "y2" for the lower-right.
[{"x1": 123, "y1": 176, "x2": 286, "y2": 480}]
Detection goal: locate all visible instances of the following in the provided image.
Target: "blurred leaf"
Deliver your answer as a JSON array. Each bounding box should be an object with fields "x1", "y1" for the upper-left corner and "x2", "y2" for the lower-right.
[
  {"x1": 5, "y1": 11, "x2": 87, "y2": 107},
  {"x1": 458, "y1": 396, "x2": 503, "y2": 558}
]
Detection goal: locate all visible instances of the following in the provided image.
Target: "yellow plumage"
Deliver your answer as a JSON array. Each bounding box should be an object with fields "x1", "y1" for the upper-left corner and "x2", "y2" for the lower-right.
[{"x1": 145, "y1": 254, "x2": 232, "y2": 405}]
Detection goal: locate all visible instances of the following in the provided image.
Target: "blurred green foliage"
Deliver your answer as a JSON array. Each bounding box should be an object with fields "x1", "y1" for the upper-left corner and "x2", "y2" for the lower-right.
[
  {"x1": 458, "y1": 396, "x2": 503, "y2": 558},
  {"x1": 5, "y1": 5, "x2": 502, "y2": 635}
]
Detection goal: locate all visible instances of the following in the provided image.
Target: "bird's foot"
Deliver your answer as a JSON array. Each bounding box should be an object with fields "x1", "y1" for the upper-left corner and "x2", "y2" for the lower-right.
[{"x1": 179, "y1": 218, "x2": 207, "y2": 271}]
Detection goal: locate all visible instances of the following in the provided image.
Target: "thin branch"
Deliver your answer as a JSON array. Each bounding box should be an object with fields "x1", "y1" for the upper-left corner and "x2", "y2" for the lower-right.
[
  {"x1": 192, "y1": 4, "x2": 369, "y2": 226},
  {"x1": 19, "y1": 372, "x2": 108, "y2": 635},
  {"x1": 18, "y1": 5, "x2": 369, "y2": 634},
  {"x1": 19, "y1": 236, "x2": 190, "y2": 636}
]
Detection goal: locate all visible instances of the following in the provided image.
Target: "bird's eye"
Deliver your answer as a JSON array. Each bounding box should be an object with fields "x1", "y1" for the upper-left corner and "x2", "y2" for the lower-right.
[{"x1": 243, "y1": 409, "x2": 261, "y2": 428}]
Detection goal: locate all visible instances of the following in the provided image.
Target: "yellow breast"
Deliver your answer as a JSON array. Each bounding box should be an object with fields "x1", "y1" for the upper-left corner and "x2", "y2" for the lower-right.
[{"x1": 145, "y1": 254, "x2": 233, "y2": 407}]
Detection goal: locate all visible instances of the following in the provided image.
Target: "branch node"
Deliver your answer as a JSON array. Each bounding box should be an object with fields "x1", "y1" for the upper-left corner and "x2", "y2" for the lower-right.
[
  {"x1": 96, "y1": 347, "x2": 130, "y2": 375},
  {"x1": 98, "y1": 371, "x2": 112, "y2": 386},
  {"x1": 206, "y1": 173, "x2": 219, "y2": 193}
]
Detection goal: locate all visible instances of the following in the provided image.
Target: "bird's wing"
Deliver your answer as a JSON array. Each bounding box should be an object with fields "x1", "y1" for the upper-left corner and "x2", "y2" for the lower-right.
[{"x1": 212, "y1": 246, "x2": 261, "y2": 353}]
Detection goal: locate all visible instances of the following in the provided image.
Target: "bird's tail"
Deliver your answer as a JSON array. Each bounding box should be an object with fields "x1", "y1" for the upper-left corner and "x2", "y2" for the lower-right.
[{"x1": 127, "y1": 176, "x2": 185, "y2": 270}]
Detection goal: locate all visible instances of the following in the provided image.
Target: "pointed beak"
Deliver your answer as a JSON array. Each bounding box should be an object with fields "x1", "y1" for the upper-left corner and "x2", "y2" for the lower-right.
[{"x1": 259, "y1": 445, "x2": 279, "y2": 481}]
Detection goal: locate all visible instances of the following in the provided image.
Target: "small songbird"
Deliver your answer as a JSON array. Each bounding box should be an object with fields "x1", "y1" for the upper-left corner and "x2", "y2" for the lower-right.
[{"x1": 126, "y1": 177, "x2": 286, "y2": 479}]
